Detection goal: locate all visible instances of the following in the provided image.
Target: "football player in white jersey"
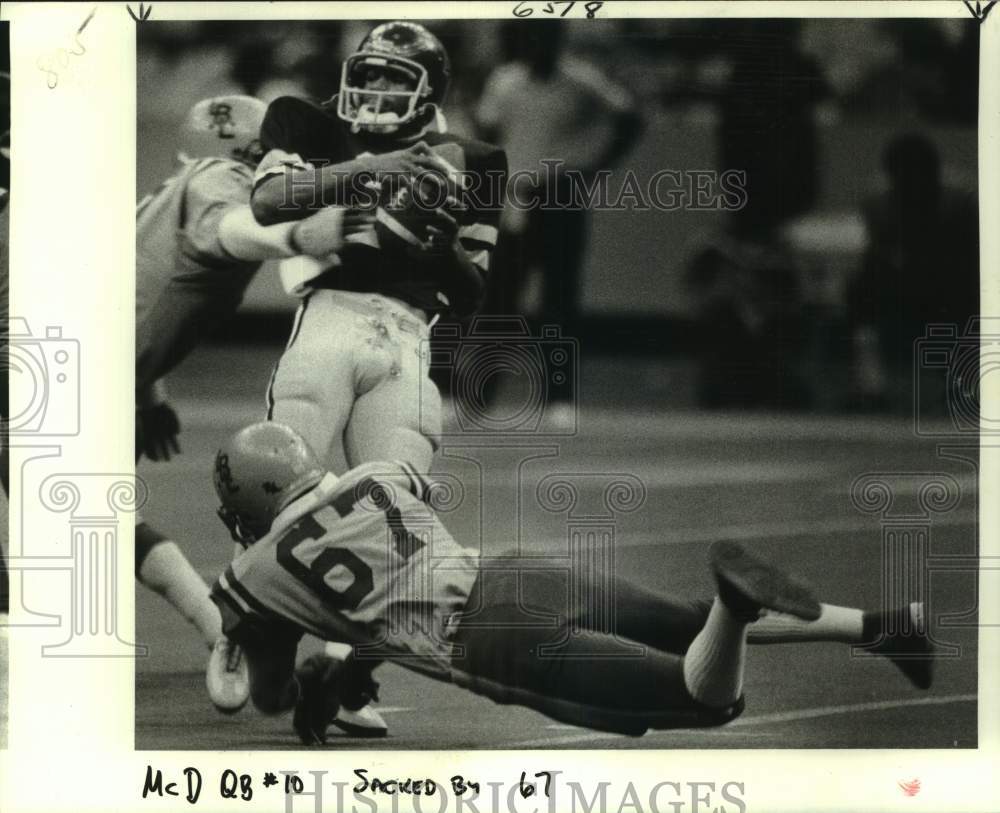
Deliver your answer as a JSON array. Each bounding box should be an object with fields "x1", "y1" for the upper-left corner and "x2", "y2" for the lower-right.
[
  {"x1": 136, "y1": 95, "x2": 367, "y2": 714},
  {"x1": 211, "y1": 422, "x2": 934, "y2": 745}
]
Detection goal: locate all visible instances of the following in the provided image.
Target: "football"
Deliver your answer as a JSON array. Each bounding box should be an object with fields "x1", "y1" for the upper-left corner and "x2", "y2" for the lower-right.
[{"x1": 374, "y1": 165, "x2": 464, "y2": 257}]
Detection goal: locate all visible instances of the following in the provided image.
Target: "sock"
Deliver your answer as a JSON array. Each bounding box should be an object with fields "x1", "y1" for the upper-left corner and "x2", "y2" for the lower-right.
[
  {"x1": 861, "y1": 605, "x2": 920, "y2": 645},
  {"x1": 683, "y1": 597, "x2": 749, "y2": 709},
  {"x1": 748, "y1": 603, "x2": 864, "y2": 644},
  {"x1": 137, "y1": 540, "x2": 222, "y2": 649}
]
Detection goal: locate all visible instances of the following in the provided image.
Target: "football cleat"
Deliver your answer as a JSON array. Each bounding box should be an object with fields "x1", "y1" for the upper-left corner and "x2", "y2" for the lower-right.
[
  {"x1": 709, "y1": 540, "x2": 822, "y2": 622},
  {"x1": 206, "y1": 637, "x2": 250, "y2": 714},
  {"x1": 292, "y1": 655, "x2": 343, "y2": 746},
  {"x1": 333, "y1": 705, "x2": 389, "y2": 738},
  {"x1": 331, "y1": 653, "x2": 388, "y2": 738},
  {"x1": 860, "y1": 602, "x2": 934, "y2": 690}
]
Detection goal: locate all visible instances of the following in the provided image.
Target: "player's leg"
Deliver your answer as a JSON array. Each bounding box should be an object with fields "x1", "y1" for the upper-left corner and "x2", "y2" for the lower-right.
[
  {"x1": 242, "y1": 636, "x2": 300, "y2": 715},
  {"x1": 135, "y1": 522, "x2": 222, "y2": 648},
  {"x1": 135, "y1": 401, "x2": 248, "y2": 711},
  {"x1": 322, "y1": 302, "x2": 436, "y2": 735},
  {"x1": 566, "y1": 547, "x2": 933, "y2": 688},
  {"x1": 343, "y1": 313, "x2": 441, "y2": 475},
  {"x1": 209, "y1": 573, "x2": 304, "y2": 716},
  {"x1": 563, "y1": 561, "x2": 712, "y2": 655},
  {"x1": 451, "y1": 541, "x2": 821, "y2": 734},
  {"x1": 267, "y1": 292, "x2": 356, "y2": 476},
  {"x1": 449, "y1": 568, "x2": 733, "y2": 735},
  {"x1": 337, "y1": 311, "x2": 442, "y2": 734},
  {"x1": 682, "y1": 541, "x2": 820, "y2": 708},
  {"x1": 290, "y1": 649, "x2": 385, "y2": 745},
  {"x1": 746, "y1": 601, "x2": 933, "y2": 688},
  {"x1": 324, "y1": 649, "x2": 386, "y2": 738}
]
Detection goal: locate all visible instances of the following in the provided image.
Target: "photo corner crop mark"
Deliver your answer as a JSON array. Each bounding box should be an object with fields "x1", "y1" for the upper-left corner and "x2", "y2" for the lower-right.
[
  {"x1": 127, "y1": 3, "x2": 152, "y2": 23},
  {"x1": 963, "y1": 0, "x2": 997, "y2": 23}
]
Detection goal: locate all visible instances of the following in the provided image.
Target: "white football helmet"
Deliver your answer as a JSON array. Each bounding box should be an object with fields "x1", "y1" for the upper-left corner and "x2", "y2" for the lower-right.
[{"x1": 179, "y1": 94, "x2": 267, "y2": 167}]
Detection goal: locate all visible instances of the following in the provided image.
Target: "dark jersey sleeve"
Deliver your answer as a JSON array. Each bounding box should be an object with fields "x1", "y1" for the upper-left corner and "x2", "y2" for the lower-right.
[
  {"x1": 253, "y1": 97, "x2": 354, "y2": 218},
  {"x1": 453, "y1": 139, "x2": 508, "y2": 277},
  {"x1": 260, "y1": 96, "x2": 331, "y2": 155}
]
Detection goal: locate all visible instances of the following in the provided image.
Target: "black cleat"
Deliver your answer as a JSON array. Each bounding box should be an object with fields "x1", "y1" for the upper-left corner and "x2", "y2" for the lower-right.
[
  {"x1": 292, "y1": 655, "x2": 343, "y2": 746},
  {"x1": 860, "y1": 603, "x2": 934, "y2": 690},
  {"x1": 710, "y1": 540, "x2": 821, "y2": 622}
]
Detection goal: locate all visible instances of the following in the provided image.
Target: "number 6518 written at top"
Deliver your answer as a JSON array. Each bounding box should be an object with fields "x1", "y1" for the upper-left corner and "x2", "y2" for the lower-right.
[{"x1": 512, "y1": 1, "x2": 605, "y2": 18}]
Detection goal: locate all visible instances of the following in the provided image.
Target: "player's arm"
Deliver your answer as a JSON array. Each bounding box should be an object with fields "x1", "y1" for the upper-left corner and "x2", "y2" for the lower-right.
[
  {"x1": 218, "y1": 205, "x2": 374, "y2": 262},
  {"x1": 250, "y1": 97, "x2": 469, "y2": 224},
  {"x1": 186, "y1": 161, "x2": 370, "y2": 263},
  {"x1": 251, "y1": 143, "x2": 453, "y2": 226},
  {"x1": 417, "y1": 211, "x2": 489, "y2": 317},
  {"x1": 136, "y1": 378, "x2": 181, "y2": 462},
  {"x1": 424, "y1": 146, "x2": 507, "y2": 318}
]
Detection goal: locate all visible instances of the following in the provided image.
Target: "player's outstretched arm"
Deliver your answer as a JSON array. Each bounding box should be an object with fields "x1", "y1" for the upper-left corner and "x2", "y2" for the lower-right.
[
  {"x1": 218, "y1": 205, "x2": 375, "y2": 263},
  {"x1": 251, "y1": 142, "x2": 448, "y2": 226}
]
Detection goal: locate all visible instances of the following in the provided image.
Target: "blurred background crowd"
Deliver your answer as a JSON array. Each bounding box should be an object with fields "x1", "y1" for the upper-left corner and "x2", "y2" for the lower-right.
[{"x1": 138, "y1": 18, "x2": 980, "y2": 417}]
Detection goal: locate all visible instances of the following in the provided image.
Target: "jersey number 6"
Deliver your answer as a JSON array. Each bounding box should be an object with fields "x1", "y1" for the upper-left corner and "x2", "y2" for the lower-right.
[{"x1": 276, "y1": 515, "x2": 374, "y2": 611}]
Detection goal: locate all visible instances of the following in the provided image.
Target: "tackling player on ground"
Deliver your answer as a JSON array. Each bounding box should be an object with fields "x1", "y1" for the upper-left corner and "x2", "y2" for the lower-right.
[
  {"x1": 210, "y1": 421, "x2": 934, "y2": 745},
  {"x1": 135, "y1": 94, "x2": 368, "y2": 713}
]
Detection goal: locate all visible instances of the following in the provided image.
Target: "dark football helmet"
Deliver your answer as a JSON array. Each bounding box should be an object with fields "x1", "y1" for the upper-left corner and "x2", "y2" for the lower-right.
[{"x1": 337, "y1": 21, "x2": 451, "y2": 137}]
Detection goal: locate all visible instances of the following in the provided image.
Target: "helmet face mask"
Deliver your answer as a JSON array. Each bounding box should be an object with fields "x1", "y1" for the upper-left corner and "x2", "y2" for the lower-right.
[
  {"x1": 338, "y1": 54, "x2": 431, "y2": 134},
  {"x1": 217, "y1": 504, "x2": 262, "y2": 548},
  {"x1": 335, "y1": 22, "x2": 451, "y2": 138}
]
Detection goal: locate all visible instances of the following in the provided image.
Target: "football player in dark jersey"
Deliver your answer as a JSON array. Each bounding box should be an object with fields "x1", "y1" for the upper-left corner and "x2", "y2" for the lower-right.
[
  {"x1": 248, "y1": 22, "x2": 507, "y2": 738},
  {"x1": 251, "y1": 20, "x2": 507, "y2": 479},
  {"x1": 1, "y1": 67, "x2": 9, "y2": 615}
]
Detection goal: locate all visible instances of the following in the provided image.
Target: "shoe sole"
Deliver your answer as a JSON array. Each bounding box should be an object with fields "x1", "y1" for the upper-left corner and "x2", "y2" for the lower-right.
[
  {"x1": 207, "y1": 648, "x2": 250, "y2": 715},
  {"x1": 210, "y1": 696, "x2": 249, "y2": 715},
  {"x1": 332, "y1": 717, "x2": 388, "y2": 738},
  {"x1": 710, "y1": 541, "x2": 821, "y2": 621}
]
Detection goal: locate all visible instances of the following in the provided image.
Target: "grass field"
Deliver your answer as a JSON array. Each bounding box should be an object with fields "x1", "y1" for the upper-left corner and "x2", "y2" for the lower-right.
[{"x1": 135, "y1": 346, "x2": 978, "y2": 750}]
